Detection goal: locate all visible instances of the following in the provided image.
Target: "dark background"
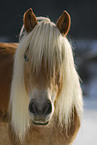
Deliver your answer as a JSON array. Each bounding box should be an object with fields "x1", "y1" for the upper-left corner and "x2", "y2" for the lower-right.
[{"x1": 0, "y1": 0, "x2": 97, "y2": 41}]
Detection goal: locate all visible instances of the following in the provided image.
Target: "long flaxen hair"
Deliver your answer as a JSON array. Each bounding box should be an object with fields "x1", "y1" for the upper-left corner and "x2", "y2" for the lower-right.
[{"x1": 9, "y1": 8, "x2": 83, "y2": 142}]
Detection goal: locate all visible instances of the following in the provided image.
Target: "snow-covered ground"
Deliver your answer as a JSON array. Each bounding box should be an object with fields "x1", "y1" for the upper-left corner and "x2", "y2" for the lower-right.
[
  {"x1": 73, "y1": 74, "x2": 97, "y2": 145},
  {"x1": 73, "y1": 95, "x2": 97, "y2": 145}
]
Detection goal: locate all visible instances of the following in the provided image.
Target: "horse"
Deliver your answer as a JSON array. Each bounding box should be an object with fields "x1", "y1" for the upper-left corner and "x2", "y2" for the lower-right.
[{"x1": 0, "y1": 8, "x2": 83, "y2": 145}]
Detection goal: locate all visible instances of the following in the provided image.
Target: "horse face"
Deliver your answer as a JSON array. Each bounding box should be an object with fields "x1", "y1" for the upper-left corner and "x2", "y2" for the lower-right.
[
  {"x1": 22, "y1": 8, "x2": 70, "y2": 126},
  {"x1": 24, "y1": 62, "x2": 60, "y2": 126}
]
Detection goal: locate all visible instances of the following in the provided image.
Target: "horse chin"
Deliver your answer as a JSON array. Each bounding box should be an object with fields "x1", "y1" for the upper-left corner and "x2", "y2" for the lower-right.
[{"x1": 32, "y1": 121, "x2": 49, "y2": 126}]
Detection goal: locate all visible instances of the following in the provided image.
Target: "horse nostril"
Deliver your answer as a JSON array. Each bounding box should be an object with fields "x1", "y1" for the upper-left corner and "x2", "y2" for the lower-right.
[
  {"x1": 44, "y1": 101, "x2": 52, "y2": 115},
  {"x1": 29, "y1": 102, "x2": 36, "y2": 115}
]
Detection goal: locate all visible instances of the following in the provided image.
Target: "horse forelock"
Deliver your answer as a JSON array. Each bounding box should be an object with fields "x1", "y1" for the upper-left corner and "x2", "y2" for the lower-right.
[
  {"x1": 20, "y1": 19, "x2": 65, "y2": 76},
  {"x1": 9, "y1": 18, "x2": 83, "y2": 141}
]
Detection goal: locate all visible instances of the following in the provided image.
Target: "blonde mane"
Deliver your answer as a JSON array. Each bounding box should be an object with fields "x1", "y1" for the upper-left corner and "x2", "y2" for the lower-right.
[{"x1": 9, "y1": 17, "x2": 83, "y2": 141}]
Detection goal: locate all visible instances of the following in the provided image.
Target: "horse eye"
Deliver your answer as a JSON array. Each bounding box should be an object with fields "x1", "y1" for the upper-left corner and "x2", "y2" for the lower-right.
[{"x1": 24, "y1": 54, "x2": 29, "y2": 62}]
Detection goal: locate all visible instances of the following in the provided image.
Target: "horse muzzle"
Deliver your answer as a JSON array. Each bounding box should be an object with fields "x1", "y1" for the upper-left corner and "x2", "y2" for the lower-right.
[{"x1": 29, "y1": 99, "x2": 52, "y2": 126}]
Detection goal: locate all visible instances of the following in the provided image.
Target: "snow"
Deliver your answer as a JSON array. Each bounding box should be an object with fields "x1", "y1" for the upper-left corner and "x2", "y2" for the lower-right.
[
  {"x1": 73, "y1": 68, "x2": 97, "y2": 145},
  {"x1": 73, "y1": 96, "x2": 97, "y2": 145},
  {"x1": 73, "y1": 64, "x2": 97, "y2": 145}
]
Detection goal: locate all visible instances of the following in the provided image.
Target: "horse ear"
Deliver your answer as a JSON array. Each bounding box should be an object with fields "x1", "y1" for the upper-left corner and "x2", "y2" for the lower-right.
[
  {"x1": 23, "y1": 8, "x2": 37, "y2": 33},
  {"x1": 56, "y1": 11, "x2": 71, "y2": 36}
]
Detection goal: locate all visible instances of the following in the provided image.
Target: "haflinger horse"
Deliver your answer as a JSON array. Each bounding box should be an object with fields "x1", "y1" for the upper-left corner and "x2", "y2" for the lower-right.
[{"x1": 0, "y1": 8, "x2": 83, "y2": 145}]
